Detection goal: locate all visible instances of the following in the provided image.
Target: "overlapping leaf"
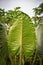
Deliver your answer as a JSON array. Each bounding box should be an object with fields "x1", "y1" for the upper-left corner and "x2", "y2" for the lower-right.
[{"x1": 0, "y1": 22, "x2": 8, "y2": 65}]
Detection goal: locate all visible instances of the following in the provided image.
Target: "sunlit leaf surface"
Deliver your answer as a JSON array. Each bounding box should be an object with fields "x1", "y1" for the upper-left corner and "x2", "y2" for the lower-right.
[{"x1": 8, "y1": 12, "x2": 36, "y2": 58}]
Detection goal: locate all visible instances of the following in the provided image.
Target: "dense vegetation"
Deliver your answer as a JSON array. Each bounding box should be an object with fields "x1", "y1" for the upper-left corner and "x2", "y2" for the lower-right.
[
  {"x1": 0, "y1": 22, "x2": 8, "y2": 65},
  {"x1": 0, "y1": 3, "x2": 43, "y2": 65}
]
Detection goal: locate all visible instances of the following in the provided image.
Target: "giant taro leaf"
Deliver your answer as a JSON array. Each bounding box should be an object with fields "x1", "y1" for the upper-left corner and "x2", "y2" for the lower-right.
[{"x1": 8, "y1": 13, "x2": 36, "y2": 58}]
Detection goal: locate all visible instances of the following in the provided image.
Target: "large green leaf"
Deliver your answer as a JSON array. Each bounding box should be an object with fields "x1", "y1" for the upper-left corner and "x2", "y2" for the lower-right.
[{"x1": 8, "y1": 12, "x2": 36, "y2": 58}]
